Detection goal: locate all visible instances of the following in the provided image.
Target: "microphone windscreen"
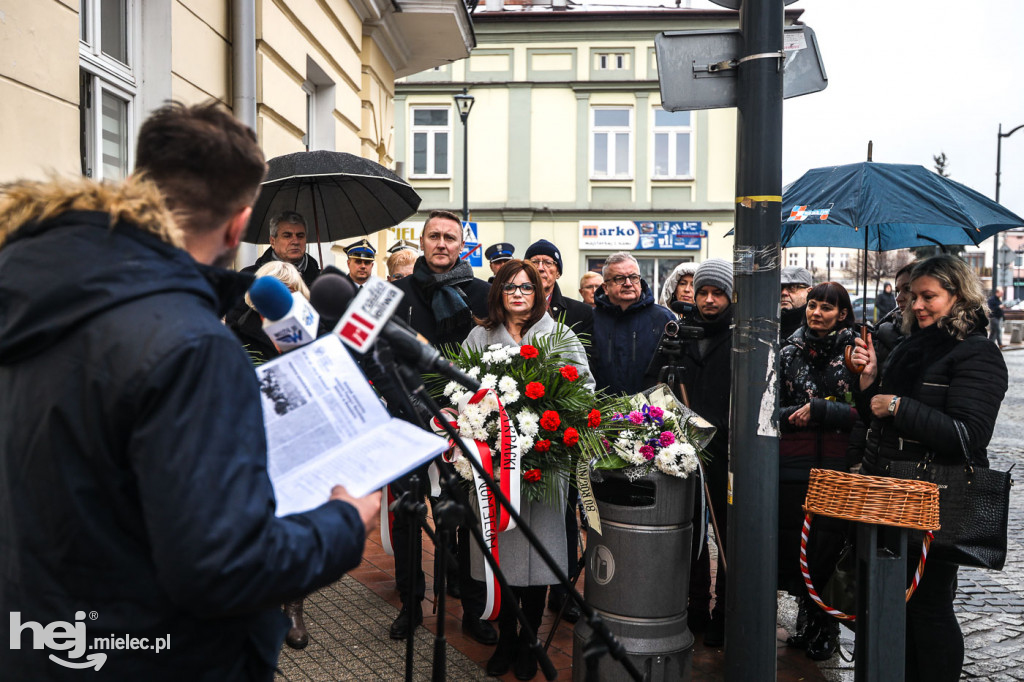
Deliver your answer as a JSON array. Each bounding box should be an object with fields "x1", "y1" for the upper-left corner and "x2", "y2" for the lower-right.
[
  {"x1": 310, "y1": 273, "x2": 357, "y2": 329},
  {"x1": 669, "y1": 300, "x2": 695, "y2": 316},
  {"x1": 248, "y1": 276, "x2": 294, "y2": 321}
]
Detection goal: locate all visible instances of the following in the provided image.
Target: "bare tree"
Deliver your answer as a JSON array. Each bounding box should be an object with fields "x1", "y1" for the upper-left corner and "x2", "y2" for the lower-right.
[{"x1": 845, "y1": 249, "x2": 915, "y2": 295}]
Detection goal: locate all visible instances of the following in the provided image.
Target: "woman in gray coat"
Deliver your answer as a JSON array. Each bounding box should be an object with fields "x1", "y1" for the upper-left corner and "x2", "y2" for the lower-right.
[{"x1": 463, "y1": 259, "x2": 592, "y2": 679}]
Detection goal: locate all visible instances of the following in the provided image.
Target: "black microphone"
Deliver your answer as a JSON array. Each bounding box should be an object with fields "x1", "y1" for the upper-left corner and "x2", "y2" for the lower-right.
[{"x1": 309, "y1": 274, "x2": 481, "y2": 391}]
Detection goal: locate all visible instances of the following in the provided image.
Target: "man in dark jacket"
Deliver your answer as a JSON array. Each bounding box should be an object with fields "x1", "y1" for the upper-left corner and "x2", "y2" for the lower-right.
[
  {"x1": 591, "y1": 251, "x2": 675, "y2": 395},
  {"x1": 389, "y1": 210, "x2": 496, "y2": 645},
  {"x1": 677, "y1": 258, "x2": 734, "y2": 647},
  {"x1": 780, "y1": 266, "x2": 813, "y2": 341},
  {"x1": 0, "y1": 102, "x2": 378, "y2": 681},
  {"x1": 524, "y1": 239, "x2": 595, "y2": 359},
  {"x1": 244, "y1": 210, "x2": 321, "y2": 288}
]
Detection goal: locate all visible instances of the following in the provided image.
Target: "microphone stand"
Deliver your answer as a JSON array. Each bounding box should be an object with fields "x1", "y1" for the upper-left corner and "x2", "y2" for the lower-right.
[{"x1": 391, "y1": 362, "x2": 647, "y2": 682}]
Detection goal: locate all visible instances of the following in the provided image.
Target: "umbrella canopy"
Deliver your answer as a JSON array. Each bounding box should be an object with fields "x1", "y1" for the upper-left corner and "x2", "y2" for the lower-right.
[
  {"x1": 244, "y1": 150, "x2": 421, "y2": 245},
  {"x1": 781, "y1": 162, "x2": 1024, "y2": 250}
]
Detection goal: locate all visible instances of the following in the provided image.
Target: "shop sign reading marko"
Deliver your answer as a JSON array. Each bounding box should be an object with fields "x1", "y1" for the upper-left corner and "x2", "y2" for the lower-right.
[{"x1": 578, "y1": 221, "x2": 705, "y2": 251}]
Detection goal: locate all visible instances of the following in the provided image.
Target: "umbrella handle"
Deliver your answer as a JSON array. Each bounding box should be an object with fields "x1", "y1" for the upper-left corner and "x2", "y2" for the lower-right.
[{"x1": 843, "y1": 326, "x2": 868, "y2": 374}]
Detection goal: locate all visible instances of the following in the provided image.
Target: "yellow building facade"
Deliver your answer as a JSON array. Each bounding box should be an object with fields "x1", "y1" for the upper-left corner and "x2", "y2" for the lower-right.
[
  {"x1": 394, "y1": 6, "x2": 767, "y2": 293},
  {"x1": 0, "y1": 0, "x2": 473, "y2": 270}
]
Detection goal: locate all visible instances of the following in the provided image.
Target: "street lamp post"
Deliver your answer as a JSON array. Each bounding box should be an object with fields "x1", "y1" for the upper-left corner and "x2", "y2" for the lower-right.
[
  {"x1": 993, "y1": 123, "x2": 1024, "y2": 294},
  {"x1": 453, "y1": 88, "x2": 475, "y2": 224}
]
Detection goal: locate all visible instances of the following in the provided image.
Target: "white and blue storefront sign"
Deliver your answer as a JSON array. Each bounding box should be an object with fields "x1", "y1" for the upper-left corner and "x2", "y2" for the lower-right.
[{"x1": 578, "y1": 221, "x2": 705, "y2": 251}]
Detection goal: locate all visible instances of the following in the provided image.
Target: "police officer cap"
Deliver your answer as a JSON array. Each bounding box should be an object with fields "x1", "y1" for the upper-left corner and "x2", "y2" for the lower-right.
[
  {"x1": 485, "y1": 242, "x2": 515, "y2": 263},
  {"x1": 344, "y1": 238, "x2": 376, "y2": 261},
  {"x1": 387, "y1": 239, "x2": 419, "y2": 255}
]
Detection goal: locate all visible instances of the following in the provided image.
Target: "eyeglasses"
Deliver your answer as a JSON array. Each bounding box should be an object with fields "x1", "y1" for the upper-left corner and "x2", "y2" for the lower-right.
[
  {"x1": 606, "y1": 274, "x2": 641, "y2": 286},
  {"x1": 529, "y1": 258, "x2": 558, "y2": 270},
  {"x1": 502, "y1": 282, "x2": 536, "y2": 295}
]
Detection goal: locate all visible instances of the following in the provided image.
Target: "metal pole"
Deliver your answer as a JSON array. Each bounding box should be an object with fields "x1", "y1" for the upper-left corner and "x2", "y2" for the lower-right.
[
  {"x1": 726, "y1": 0, "x2": 783, "y2": 679},
  {"x1": 995, "y1": 124, "x2": 1003, "y2": 295},
  {"x1": 994, "y1": 123, "x2": 1024, "y2": 294},
  {"x1": 462, "y1": 113, "x2": 470, "y2": 223}
]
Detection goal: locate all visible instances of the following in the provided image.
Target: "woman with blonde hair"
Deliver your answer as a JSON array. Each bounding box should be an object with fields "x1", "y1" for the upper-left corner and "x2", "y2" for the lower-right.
[{"x1": 851, "y1": 254, "x2": 1007, "y2": 680}]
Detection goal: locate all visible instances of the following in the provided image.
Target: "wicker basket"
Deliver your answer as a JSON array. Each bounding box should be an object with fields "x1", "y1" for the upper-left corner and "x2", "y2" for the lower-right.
[{"x1": 803, "y1": 468, "x2": 941, "y2": 531}]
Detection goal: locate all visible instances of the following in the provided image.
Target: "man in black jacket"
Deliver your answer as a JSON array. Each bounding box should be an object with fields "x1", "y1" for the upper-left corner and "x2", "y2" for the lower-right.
[
  {"x1": 389, "y1": 210, "x2": 496, "y2": 645},
  {"x1": 0, "y1": 102, "x2": 378, "y2": 681},
  {"x1": 780, "y1": 266, "x2": 813, "y2": 341},
  {"x1": 677, "y1": 258, "x2": 734, "y2": 647}
]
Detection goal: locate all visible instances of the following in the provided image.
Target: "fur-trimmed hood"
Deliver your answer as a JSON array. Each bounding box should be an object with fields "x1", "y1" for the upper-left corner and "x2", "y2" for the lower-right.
[
  {"x1": 0, "y1": 177, "x2": 228, "y2": 364},
  {"x1": 0, "y1": 176, "x2": 182, "y2": 250}
]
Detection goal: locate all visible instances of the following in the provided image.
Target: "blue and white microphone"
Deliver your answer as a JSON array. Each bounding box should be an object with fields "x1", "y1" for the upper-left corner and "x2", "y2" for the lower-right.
[{"x1": 248, "y1": 276, "x2": 320, "y2": 353}]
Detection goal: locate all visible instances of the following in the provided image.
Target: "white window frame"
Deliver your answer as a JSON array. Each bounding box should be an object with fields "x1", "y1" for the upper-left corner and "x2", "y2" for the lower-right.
[
  {"x1": 651, "y1": 108, "x2": 694, "y2": 180},
  {"x1": 590, "y1": 106, "x2": 633, "y2": 180},
  {"x1": 79, "y1": 0, "x2": 138, "y2": 181},
  {"x1": 409, "y1": 106, "x2": 452, "y2": 179},
  {"x1": 787, "y1": 251, "x2": 800, "y2": 267}
]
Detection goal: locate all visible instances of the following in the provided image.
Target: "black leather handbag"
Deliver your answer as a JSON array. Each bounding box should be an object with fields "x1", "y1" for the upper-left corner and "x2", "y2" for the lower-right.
[{"x1": 888, "y1": 422, "x2": 1013, "y2": 570}]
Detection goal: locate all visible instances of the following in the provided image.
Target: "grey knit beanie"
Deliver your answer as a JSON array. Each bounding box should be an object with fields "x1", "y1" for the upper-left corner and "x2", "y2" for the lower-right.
[{"x1": 693, "y1": 258, "x2": 734, "y2": 299}]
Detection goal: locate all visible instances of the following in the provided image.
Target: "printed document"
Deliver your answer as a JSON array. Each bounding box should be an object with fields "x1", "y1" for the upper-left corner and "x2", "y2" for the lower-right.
[{"x1": 256, "y1": 335, "x2": 448, "y2": 516}]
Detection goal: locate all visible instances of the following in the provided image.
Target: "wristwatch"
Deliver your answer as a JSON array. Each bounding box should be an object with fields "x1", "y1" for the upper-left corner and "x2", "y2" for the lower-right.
[{"x1": 887, "y1": 396, "x2": 899, "y2": 416}]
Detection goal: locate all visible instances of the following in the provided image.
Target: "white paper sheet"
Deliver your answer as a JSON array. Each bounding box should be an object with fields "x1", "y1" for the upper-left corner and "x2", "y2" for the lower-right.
[{"x1": 256, "y1": 335, "x2": 449, "y2": 516}]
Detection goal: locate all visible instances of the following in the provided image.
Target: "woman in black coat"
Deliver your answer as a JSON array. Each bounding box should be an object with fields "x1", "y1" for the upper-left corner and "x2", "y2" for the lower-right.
[
  {"x1": 778, "y1": 282, "x2": 858, "y2": 660},
  {"x1": 851, "y1": 255, "x2": 1008, "y2": 681}
]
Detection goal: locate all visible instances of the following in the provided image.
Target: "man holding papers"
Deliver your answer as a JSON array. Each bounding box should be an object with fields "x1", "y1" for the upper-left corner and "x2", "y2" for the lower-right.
[{"x1": 0, "y1": 102, "x2": 379, "y2": 681}]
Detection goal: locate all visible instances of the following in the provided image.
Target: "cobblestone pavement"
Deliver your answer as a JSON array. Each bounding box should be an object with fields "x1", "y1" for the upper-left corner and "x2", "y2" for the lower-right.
[{"x1": 818, "y1": 346, "x2": 1024, "y2": 681}]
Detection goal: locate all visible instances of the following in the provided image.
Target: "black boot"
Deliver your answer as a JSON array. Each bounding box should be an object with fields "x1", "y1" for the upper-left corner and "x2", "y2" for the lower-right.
[
  {"x1": 805, "y1": 613, "x2": 839, "y2": 661},
  {"x1": 513, "y1": 636, "x2": 538, "y2": 680},
  {"x1": 388, "y1": 603, "x2": 423, "y2": 640},
  {"x1": 486, "y1": 628, "x2": 518, "y2": 677},
  {"x1": 786, "y1": 598, "x2": 812, "y2": 648},
  {"x1": 283, "y1": 599, "x2": 309, "y2": 649}
]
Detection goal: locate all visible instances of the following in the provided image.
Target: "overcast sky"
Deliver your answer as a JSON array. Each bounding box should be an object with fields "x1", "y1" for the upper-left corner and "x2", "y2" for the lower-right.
[
  {"x1": 779, "y1": 0, "x2": 1024, "y2": 220},
  {"x1": 645, "y1": 1, "x2": 1024, "y2": 219}
]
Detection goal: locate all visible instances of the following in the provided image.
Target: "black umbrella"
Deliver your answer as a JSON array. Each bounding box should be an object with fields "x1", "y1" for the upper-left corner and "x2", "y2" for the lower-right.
[{"x1": 245, "y1": 150, "x2": 421, "y2": 265}]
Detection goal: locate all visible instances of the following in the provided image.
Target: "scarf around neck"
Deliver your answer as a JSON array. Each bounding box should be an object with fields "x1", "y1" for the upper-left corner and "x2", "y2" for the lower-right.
[{"x1": 410, "y1": 257, "x2": 476, "y2": 334}]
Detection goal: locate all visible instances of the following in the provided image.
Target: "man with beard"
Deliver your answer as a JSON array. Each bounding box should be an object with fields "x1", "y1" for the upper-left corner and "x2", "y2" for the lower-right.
[
  {"x1": 780, "y1": 266, "x2": 813, "y2": 340},
  {"x1": 0, "y1": 102, "x2": 379, "y2": 680},
  {"x1": 677, "y1": 258, "x2": 734, "y2": 648},
  {"x1": 388, "y1": 210, "x2": 496, "y2": 646}
]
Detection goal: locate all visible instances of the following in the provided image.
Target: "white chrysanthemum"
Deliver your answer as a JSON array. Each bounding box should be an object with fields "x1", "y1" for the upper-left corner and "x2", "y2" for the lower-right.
[
  {"x1": 443, "y1": 381, "x2": 460, "y2": 397},
  {"x1": 516, "y1": 410, "x2": 539, "y2": 438},
  {"x1": 481, "y1": 374, "x2": 498, "y2": 390},
  {"x1": 480, "y1": 351, "x2": 493, "y2": 364},
  {"x1": 488, "y1": 343, "x2": 504, "y2": 351},
  {"x1": 477, "y1": 392, "x2": 499, "y2": 414},
  {"x1": 498, "y1": 376, "x2": 517, "y2": 394},
  {"x1": 467, "y1": 366, "x2": 481, "y2": 379},
  {"x1": 500, "y1": 390, "x2": 521, "y2": 406},
  {"x1": 453, "y1": 455, "x2": 474, "y2": 481}
]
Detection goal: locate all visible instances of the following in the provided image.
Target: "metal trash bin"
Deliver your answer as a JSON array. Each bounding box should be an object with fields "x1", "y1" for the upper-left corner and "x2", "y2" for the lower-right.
[{"x1": 573, "y1": 469, "x2": 696, "y2": 681}]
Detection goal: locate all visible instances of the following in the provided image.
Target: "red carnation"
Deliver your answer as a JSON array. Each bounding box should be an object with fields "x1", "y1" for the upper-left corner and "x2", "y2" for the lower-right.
[
  {"x1": 540, "y1": 410, "x2": 561, "y2": 431},
  {"x1": 563, "y1": 428, "x2": 579, "y2": 446},
  {"x1": 524, "y1": 469, "x2": 542, "y2": 482},
  {"x1": 520, "y1": 345, "x2": 539, "y2": 359},
  {"x1": 587, "y1": 409, "x2": 601, "y2": 428},
  {"x1": 525, "y1": 382, "x2": 546, "y2": 400},
  {"x1": 534, "y1": 439, "x2": 551, "y2": 453},
  {"x1": 560, "y1": 365, "x2": 579, "y2": 382}
]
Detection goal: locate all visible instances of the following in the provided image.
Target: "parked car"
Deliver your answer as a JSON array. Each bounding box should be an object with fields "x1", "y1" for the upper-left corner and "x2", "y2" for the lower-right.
[{"x1": 849, "y1": 297, "x2": 877, "y2": 322}]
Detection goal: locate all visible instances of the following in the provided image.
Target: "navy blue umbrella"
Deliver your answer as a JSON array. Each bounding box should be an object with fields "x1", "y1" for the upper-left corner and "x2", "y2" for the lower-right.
[
  {"x1": 780, "y1": 161, "x2": 1024, "y2": 323},
  {"x1": 781, "y1": 162, "x2": 1024, "y2": 250}
]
